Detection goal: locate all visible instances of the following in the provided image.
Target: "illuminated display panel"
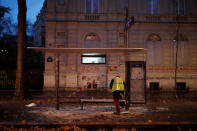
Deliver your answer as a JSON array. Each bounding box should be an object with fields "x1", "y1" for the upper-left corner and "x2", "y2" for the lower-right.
[{"x1": 81, "y1": 53, "x2": 106, "y2": 64}]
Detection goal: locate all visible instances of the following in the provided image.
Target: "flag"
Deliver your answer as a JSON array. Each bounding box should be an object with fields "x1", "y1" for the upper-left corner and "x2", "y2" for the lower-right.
[{"x1": 124, "y1": 16, "x2": 135, "y2": 30}]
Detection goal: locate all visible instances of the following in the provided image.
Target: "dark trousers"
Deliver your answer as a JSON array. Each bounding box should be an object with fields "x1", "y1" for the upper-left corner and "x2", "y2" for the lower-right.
[{"x1": 113, "y1": 90, "x2": 124, "y2": 114}]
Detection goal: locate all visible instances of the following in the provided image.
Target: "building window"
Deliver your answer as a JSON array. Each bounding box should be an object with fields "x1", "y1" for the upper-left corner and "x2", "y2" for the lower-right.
[
  {"x1": 147, "y1": 33, "x2": 161, "y2": 41},
  {"x1": 81, "y1": 53, "x2": 106, "y2": 64},
  {"x1": 176, "y1": 82, "x2": 186, "y2": 90},
  {"x1": 173, "y1": 0, "x2": 186, "y2": 15},
  {"x1": 85, "y1": 34, "x2": 99, "y2": 41},
  {"x1": 146, "y1": 0, "x2": 159, "y2": 15},
  {"x1": 84, "y1": 33, "x2": 100, "y2": 48},
  {"x1": 149, "y1": 82, "x2": 160, "y2": 90},
  {"x1": 173, "y1": 33, "x2": 188, "y2": 65},
  {"x1": 147, "y1": 33, "x2": 162, "y2": 65},
  {"x1": 86, "y1": 0, "x2": 99, "y2": 14}
]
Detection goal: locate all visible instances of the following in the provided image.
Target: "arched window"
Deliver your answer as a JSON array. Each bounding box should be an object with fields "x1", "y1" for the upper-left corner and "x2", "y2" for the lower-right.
[
  {"x1": 173, "y1": 33, "x2": 189, "y2": 65},
  {"x1": 84, "y1": 33, "x2": 100, "y2": 48},
  {"x1": 82, "y1": 33, "x2": 104, "y2": 64},
  {"x1": 85, "y1": 34, "x2": 99, "y2": 41},
  {"x1": 147, "y1": 33, "x2": 161, "y2": 41},
  {"x1": 146, "y1": 33, "x2": 162, "y2": 65}
]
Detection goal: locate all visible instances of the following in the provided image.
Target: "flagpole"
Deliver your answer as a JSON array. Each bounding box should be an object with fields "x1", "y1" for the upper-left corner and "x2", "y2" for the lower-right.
[
  {"x1": 124, "y1": 7, "x2": 129, "y2": 110},
  {"x1": 124, "y1": 7, "x2": 128, "y2": 48}
]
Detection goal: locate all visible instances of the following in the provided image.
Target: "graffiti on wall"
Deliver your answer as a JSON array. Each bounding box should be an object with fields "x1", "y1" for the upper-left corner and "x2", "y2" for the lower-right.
[
  {"x1": 131, "y1": 67, "x2": 144, "y2": 80},
  {"x1": 79, "y1": 65, "x2": 119, "y2": 89}
]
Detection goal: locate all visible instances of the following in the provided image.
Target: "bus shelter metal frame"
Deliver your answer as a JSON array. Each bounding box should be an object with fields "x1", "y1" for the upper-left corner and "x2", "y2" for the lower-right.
[{"x1": 28, "y1": 47, "x2": 146, "y2": 110}]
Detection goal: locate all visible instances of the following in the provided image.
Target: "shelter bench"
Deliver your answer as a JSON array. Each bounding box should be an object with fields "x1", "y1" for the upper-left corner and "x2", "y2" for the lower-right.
[{"x1": 80, "y1": 99, "x2": 126, "y2": 110}]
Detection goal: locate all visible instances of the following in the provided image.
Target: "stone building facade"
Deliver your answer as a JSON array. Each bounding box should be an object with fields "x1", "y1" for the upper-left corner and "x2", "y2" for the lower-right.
[{"x1": 34, "y1": 0, "x2": 197, "y2": 94}]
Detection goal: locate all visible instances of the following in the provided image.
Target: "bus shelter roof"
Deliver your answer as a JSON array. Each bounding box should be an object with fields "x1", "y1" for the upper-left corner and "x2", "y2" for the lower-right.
[{"x1": 27, "y1": 47, "x2": 147, "y2": 54}]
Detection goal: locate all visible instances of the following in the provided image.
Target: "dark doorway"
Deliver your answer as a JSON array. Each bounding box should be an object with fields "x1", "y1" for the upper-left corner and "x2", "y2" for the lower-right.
[{"x1": 126, "y1": 61, "x2": 146, "y2": 104}]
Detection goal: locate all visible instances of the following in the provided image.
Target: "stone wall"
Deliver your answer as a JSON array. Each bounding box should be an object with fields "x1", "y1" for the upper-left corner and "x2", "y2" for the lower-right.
[{"x1": 41, "y1": 0, "x2": 197, "y2": 91}]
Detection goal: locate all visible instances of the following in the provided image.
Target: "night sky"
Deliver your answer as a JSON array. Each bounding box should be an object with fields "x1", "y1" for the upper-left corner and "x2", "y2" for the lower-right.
[{"x1": 0, "y1": 0, "x2": 45, "y2": 23}]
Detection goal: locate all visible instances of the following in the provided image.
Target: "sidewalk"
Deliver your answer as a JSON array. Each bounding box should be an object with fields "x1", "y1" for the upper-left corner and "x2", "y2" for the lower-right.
[
  {"x1": 1, "y1": 99, "x2": 197, "y2": 130},
  {"x1": 0, "y1": 91, "x2": 197, "y2": 130}
]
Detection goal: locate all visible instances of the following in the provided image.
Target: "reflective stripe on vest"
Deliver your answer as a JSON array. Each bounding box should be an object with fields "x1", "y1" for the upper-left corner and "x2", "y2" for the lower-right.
[{"x1": 112, "y1": 77, "x2": 124, "y2": 92}]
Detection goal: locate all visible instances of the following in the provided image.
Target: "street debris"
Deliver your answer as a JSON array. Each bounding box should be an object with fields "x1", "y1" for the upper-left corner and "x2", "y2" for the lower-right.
[
  {"x1": 25, "y1": 103, "x2": 36, "y2": 107},
  {"x1": 155, "y1": 107, "x2": 168, "y2": 111},
  {"x1": 27, "y1": 105, "x2": 170, "y2": 122},
  {"x1": 147, "y1": 120, "x2": 152, "y2": 123},
  {"x1": 1, "y1": 100, "x2": 197, "y2": 130}
]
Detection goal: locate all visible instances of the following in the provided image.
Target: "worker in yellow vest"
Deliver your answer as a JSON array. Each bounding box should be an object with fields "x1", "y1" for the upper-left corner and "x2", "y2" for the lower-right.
[{"x1": 110, "y1": 75, "x2": 126, "y2": 115}]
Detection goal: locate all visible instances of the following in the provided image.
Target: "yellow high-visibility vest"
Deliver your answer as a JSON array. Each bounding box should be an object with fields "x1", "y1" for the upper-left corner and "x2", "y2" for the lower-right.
[{"x1": 112, "y1": 77, "x2": 124, "y2": 92}]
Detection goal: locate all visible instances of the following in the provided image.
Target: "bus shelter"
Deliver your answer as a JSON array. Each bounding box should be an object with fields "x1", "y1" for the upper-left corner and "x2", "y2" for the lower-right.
[{"x1": 28, "y1": 47, "x2": 146, "y2": 110}]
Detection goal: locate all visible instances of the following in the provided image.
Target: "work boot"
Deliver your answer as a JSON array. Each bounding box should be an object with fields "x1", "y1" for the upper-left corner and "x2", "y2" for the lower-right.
[
  {"x1": 125, "y1": 100, "x2": 130, "y2": 111},
  {"x1": 119, "y1": 102, "x2": 125, "y2": 108}
]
